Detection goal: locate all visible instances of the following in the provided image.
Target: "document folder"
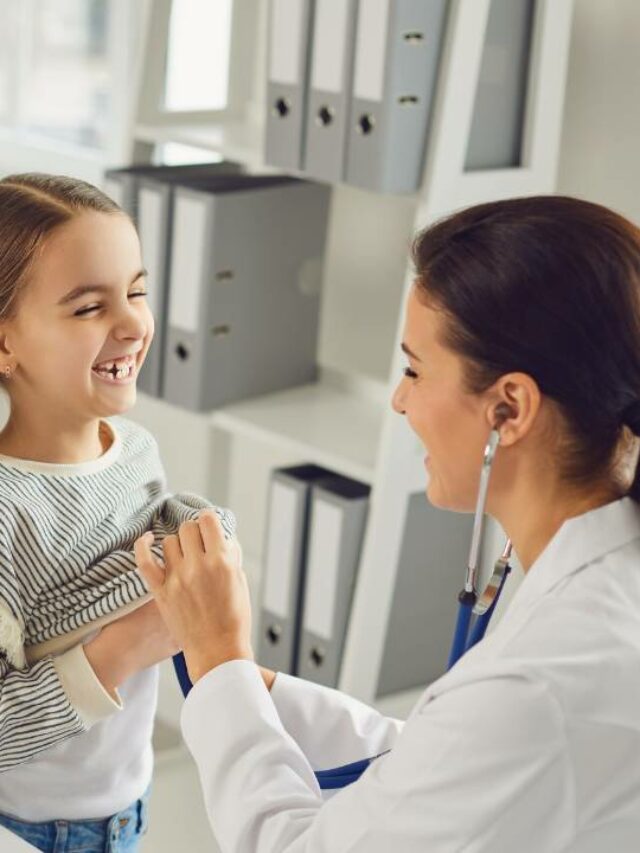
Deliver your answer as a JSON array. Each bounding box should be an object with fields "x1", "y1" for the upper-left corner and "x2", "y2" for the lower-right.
[
  {"x1": 297, "y1": 474, "x2": 370, "y2": 687},
  {"x1": 265, "y1": 0, "x2": 315, "y2": 170},
  {"x1": 258, "y1": 464, "x2": 337, "y2": 674},
  {"x1": 103, "y1": 161, "x2": 242, "y2": 223},
  {"x1": 161, "y1": 174, "x2": 331, "y2": 412},
  {"x1": 303, "y1": 0, "x2": 359, "y2": 182},
  {"x1": 345, "y1": 0, "x2": 448, "y2": 193},
  {"x1": 103, "y1": 163, "x2": 243, "y2": 396}
]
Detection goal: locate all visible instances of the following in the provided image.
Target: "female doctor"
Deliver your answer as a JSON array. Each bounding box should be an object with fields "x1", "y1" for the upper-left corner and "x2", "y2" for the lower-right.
[{"x1": 135, "y1": 195, "x2": 640, "y2": 852}]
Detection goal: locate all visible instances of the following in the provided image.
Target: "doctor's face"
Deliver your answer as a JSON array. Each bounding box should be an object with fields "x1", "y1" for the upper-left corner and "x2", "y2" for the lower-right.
[{"x1": 392, "y1": 286, "x2": 492, "y2": 512}]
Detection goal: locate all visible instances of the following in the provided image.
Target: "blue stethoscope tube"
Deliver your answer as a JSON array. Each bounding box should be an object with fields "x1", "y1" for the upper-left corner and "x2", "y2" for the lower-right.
[{"x1": 173, "y1": 425, "x2": 511, "y2": 792}]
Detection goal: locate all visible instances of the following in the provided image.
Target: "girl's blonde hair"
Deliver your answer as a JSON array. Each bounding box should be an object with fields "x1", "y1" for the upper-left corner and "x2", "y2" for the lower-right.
[{"x1": 0, "y1": 173, "x2": 123, "y2": 324}]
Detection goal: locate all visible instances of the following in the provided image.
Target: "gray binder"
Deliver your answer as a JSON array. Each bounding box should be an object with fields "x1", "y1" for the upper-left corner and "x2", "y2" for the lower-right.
[
  {"x1": 258, "y1": 464, "x2": 336, "y2": 674},
  {"x1": 345, "y1": 0, "x2": 448, "y2": 194},
  {"x1": 303, "y1": 0, "x2": 359, "y2": 182},
  {"x1": 376, "y1": 493, "x2": 474, "y2": 696},
  {"x1": 297, "y1": 474, "x2": 370, "y2": 687},
  {"x1": 161, "y1": 175, "x2": 331, "y2": 412},
  {"x1": 264, "y1": 0, "x2": 315, "y2": 170},
  {"x1": 103, "y1": 163, "x2": 243, "y2": 396},
  {"x1": 103, "y1": 161, "x2": 242, "y2": 223},
  {"x1": 465, "y1": 0, "x2": 536, "y2": 170}
]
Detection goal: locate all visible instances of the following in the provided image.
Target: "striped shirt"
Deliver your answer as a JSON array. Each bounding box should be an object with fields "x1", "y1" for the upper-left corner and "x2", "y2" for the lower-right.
[{"x1": 0, "y1": 415, "x2": 234, "y2": 800}]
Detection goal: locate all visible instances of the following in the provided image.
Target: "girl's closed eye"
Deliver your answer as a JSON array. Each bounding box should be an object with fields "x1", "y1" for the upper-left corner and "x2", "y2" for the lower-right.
[{"x1": 74, "y1": 290, "x2": 148, "y2": 317}]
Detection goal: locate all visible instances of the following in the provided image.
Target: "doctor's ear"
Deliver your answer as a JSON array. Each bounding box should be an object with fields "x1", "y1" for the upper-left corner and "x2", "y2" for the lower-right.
[{"x1": 487, "y1": 374, "x2": 541, "y2": 446}]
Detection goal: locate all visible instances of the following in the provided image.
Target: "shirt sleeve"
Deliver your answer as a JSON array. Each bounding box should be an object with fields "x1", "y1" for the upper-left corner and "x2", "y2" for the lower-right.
[
  {"x1": 270, "y1": 671, "x2": 402, "y2": 770},
  {"x1": 181, "y1": 660, "x2": 573, "y2": 852},
  {"x1": 0, "y1": 651, "x2": 87, "y2": 773}
]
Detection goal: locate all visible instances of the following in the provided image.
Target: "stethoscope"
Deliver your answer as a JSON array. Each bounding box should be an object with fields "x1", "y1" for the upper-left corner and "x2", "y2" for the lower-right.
[{"x1": 173, "y1": 412, "x2": 513, "y2": 792}]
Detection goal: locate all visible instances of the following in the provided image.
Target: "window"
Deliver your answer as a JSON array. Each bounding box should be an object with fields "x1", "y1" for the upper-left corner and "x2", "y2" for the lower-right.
[
  {"x1": 0, "y1": 0, "x2": 110, "y2": 150},
  {"x1": 164, "y1": 0, "x2": 232, "y2": 112}
]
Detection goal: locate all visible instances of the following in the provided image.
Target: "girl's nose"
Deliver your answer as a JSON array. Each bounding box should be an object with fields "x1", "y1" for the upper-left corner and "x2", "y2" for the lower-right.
[{"x1": 114, "y1": 301, "x2": 149, "y2": 340}]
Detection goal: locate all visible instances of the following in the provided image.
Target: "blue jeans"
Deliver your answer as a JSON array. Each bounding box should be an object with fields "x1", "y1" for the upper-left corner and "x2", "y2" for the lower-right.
[{"x1": 0, "y1": 787, "x2": 150, "y2": 852}]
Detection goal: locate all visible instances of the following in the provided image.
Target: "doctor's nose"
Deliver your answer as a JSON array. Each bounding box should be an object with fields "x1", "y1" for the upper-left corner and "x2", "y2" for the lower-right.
[{"x1": 392, "y1": 377, "x2": 407, "y2": 415}]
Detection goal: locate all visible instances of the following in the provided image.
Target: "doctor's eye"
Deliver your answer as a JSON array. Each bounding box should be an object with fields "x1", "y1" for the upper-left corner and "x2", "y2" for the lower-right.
[{"x1": 403, "y1": 366, "x2": 418, "y2": 379}]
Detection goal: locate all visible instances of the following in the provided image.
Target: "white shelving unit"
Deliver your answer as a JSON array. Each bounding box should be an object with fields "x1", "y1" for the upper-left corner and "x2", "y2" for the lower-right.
[{"x1": 120, "y1": 0, "x2": 575, "y2": 723}]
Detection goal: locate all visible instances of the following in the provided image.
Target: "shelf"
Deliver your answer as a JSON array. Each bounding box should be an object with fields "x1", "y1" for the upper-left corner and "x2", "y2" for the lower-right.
[
  {"x1": 211, "y1": 378, "x2": 386, "y2": 485},
  {"x1": 135, "y1": 119, "x2": 268, "y2": 170}
]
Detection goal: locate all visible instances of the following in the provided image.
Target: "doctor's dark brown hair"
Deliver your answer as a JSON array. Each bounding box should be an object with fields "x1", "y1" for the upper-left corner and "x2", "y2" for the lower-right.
[
  {"x1": 411, "y1": 195, "x2": 640, "y2": 502},
  {"x1": 0, "y1": 172, "x2": 123, "y2": 327}
]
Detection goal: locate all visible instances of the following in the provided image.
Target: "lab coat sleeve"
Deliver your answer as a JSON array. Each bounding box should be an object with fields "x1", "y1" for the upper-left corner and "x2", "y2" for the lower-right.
[
  {"x1": 181, "y1": 659, "x2": 573, "y2": 853},
  {"x1": 268, "y1": 671, "x2": 403, "y2": 769}
]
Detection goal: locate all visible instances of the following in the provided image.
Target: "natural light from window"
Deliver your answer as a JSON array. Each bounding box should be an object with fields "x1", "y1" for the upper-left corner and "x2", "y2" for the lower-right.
[{"x1": 164, "y1": 0, "x2": 232, "y2": 112}]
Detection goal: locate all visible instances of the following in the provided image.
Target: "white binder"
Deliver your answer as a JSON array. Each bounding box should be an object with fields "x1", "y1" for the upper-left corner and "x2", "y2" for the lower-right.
[
  {"x1": 258, "y1": 465, "x2": 336, "y2": 674},
  {"x1": 264, "y1": 0, "x2": 315, "y2": 170},
  {"x1": 345, "y1": 0, "x2": 449, "y2": 193},
  {"x1": 297, "y1": 474, "x2": 370, "y2": 687},
  {"x1": 303, "y1": 0, "x2": 359, "y2": 182}
]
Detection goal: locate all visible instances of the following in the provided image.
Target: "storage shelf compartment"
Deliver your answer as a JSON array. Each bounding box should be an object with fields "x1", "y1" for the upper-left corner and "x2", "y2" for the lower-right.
[
  {"x1": 211, "y1": 375, "x2": 386, "y2": 485},
  {"x1": 135, "y1": 119, "x2": 268, "y2": 170}
]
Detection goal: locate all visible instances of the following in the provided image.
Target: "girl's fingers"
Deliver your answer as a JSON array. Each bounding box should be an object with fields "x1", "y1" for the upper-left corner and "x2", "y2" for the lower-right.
[
  {"x1": 197, "y1": 509, "x2": 227, "y2": 554},
  {"x1": 134, "y1": 533, "x2": 166, "y2": 592}
]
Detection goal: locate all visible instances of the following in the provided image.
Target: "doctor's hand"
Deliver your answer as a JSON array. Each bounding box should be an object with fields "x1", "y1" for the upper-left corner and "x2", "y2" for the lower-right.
[{"x1": 134, "y1": 511, "x2": 254, "y2": 684}]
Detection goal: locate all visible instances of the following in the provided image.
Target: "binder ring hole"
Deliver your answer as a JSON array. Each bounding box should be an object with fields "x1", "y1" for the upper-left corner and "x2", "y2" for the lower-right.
[
  {"x1": 211, "y1": 324, "x2": 231, "y2": 337},
  {"x1": 273, "y1": 97, "x2": 291, "y2": 118},
  {"x1": 397, "y1": 95, "x2": 419, "y2": 106},
  {"x1": 403, "y1": 31, "x2": 425, "y2": 44},
  {"x1": 215, "y1": 269, "x2": 235, "y2": 282},
  {"x1": 310, "y1": 646, "x2": 325, "y2": 667},
  {"x1": 316, "y1": 105, "x2": 335, "y2": 127},
  {"x1": 266, "y1": 625, "x2": 282, "y2": 645},
  {"x1": 357, "y1": 114, "x2": 375, "y2": 135},
  {"x1": 175, "y1": 343, "x2": 189, "y2": 361}
]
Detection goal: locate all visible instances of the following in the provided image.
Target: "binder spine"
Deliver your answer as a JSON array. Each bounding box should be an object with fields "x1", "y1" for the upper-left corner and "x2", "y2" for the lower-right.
[
  {"x1": 135, "y1": 181, "x2": 172, "y2": 397},
  {"x1": 303, "y1": 0, "x2": 360, "y2": 182},
  {"x1": 265, "y1": 0, "x2": 316, "y2": 170},
  {"x1": 346, "y1": 0, "x2": 449, "y2": 193}
]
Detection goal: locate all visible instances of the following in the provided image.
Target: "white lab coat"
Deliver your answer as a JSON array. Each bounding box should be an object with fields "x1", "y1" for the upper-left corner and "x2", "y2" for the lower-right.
[{"x1": 181, "y1": 497, "x2": 640, "y2": 852}]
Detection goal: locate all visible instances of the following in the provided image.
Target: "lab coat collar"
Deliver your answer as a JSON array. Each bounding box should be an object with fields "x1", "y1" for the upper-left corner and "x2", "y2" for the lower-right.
[{"x1": 502, "y1": 496, "x2": 640, "y2": 617}]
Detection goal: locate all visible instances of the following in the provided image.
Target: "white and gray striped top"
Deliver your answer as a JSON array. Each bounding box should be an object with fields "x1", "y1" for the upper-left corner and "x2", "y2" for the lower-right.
[{"x1": 0, "y1": 415, "x2": 235, "y2": 773}]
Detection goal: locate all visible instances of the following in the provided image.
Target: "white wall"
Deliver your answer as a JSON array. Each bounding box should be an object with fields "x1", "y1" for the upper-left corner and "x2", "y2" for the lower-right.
[{"x1": 556, "y1": 0, "x2": 640, "y2": 222}]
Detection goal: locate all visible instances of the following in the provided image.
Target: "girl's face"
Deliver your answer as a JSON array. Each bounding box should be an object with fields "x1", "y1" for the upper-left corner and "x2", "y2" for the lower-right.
[
  {"x1": 392, "y1": 287, "x2": 493, "y2": 512},
  {"x1": 2, "y1": 211, "x2": 153, "y2": 422}
]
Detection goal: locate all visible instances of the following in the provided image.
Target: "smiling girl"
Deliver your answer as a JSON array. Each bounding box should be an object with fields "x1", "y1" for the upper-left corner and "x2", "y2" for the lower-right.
[{"x1": 0, "y1": 172, "x2": 235, "y2": 852}]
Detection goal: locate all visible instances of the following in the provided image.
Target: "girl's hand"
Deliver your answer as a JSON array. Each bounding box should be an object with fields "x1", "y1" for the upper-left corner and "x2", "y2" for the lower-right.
[{"x1": 134, "y1": 511, "x2": 254, "y2": 684}]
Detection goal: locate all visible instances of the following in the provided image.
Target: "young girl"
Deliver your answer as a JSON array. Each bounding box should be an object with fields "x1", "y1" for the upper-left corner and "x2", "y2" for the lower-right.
[{"x1": 0, "y1": 172, "x2": 236, "y2": 852}]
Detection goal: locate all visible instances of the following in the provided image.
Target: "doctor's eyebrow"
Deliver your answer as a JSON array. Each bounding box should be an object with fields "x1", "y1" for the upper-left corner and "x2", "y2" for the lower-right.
[
  {"x1": 57, "y1": 269, "x2": 148, "y2": 305},
  {"x1": 401, "y1": 342, "x2": 422, "y2": 361}
]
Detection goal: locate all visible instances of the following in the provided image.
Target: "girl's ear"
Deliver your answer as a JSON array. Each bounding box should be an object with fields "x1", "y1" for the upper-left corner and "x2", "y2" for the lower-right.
[{"x1": 0, "y1": 329, "x2": 16, "y2": 364}]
